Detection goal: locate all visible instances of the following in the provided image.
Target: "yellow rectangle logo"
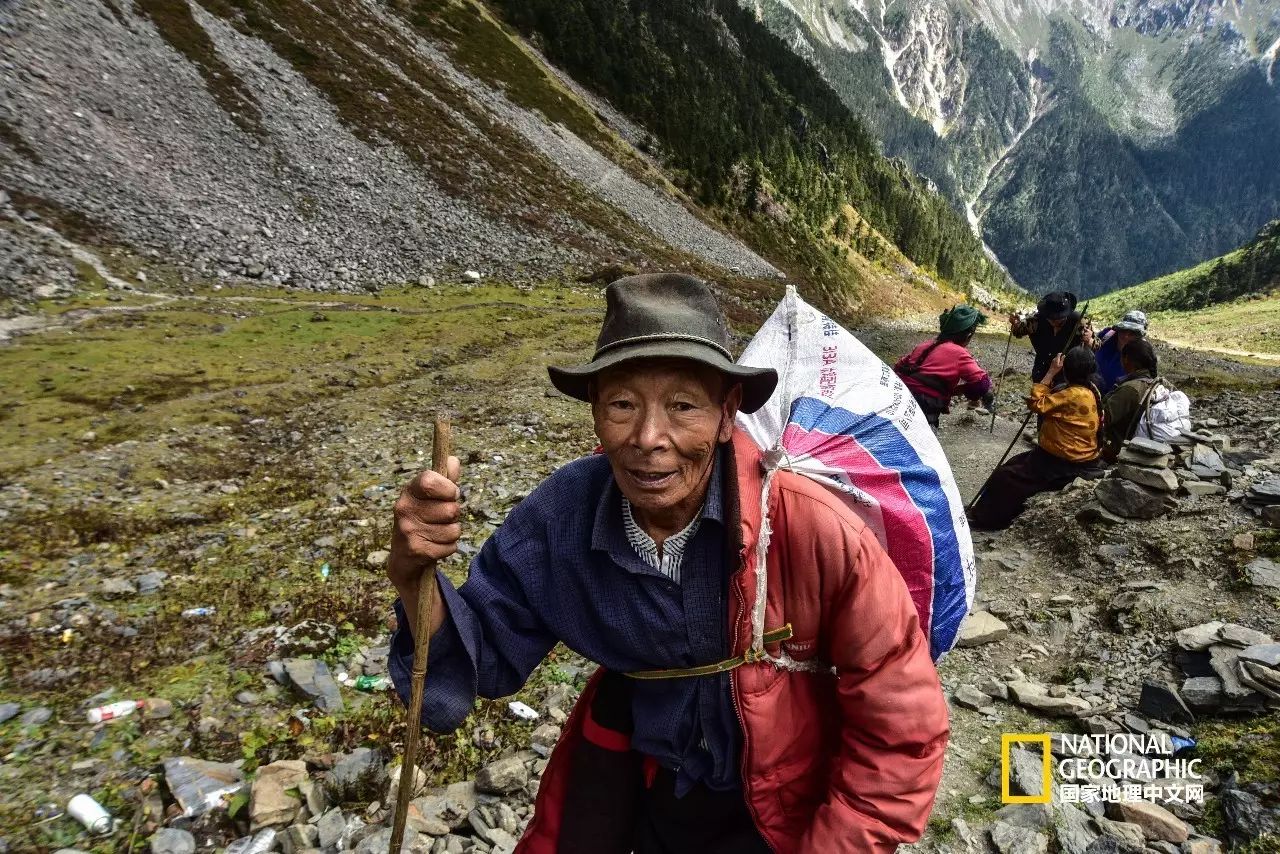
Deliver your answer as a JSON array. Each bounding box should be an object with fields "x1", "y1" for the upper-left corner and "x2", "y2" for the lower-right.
[{"x1": 1001, "y1": 733, "x2": 1051, "y2": 804}]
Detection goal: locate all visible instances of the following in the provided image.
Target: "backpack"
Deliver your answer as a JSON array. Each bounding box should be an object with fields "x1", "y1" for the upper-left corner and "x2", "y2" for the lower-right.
[{"x1": 1133, "y1": 380, "x2": 1191, "y2": 443}]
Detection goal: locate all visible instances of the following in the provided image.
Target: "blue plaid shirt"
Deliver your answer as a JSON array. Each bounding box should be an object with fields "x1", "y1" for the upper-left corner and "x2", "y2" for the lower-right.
[{"x1": 389, "y1": 447, "x2": 743, "y2": 794}]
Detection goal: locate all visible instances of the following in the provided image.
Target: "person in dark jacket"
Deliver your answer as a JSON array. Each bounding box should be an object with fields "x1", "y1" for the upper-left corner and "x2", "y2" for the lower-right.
[
  {"x1": 968, "y1": 346, "x2": 1106, "y2": 530},
  {"x1": 894, "y1": 305, "x2": 993, "y2": 430},
  {"x1": 1102, "y1": 338, "x2": 1158, "y2": 461},
  {"x1": 1009, "y1": 291, "x2": 1096, "y2": 383},
  {"x1": 1095, "y1": 309, "x2": 1148, "y2": 395}
]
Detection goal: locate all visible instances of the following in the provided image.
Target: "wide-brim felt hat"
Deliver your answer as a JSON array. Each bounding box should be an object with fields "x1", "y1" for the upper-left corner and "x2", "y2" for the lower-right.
[
  {"x1": 1037, "y1": 291, "x2": 1078, "y2": 323},
  {"x1": 548, "y1": 273, "x2": 779, "y2": 413}
]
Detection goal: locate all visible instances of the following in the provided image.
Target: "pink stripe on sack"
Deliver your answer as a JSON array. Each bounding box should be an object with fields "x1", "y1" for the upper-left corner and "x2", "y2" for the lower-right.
[{"x1": 781, "y1": 424, "x2": 936, "y2": 635}]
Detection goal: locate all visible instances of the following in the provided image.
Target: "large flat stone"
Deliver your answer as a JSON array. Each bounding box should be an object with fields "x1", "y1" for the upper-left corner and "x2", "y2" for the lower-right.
[
  {"x1": 1244, "y1": 557, "x2": 1280, "y2": 590},
  {"x1": 283, "y1": 658, "x2": 344, "y2": 713},
  {"x1": 1008, "y1": 681, "x2": 1092, "y2": 717},
  {"x1": 1174, "y1": 621, "x2": 1225, "y2": 651},
  {"x1": 1095, "y1": 479, "x2": 1174, "y2": 520},
  {"x1": 249, "y1": 760, "x2": 308, "y2": 830},
  {"x1": 958, "y1": 611, "x2": 1009, "y2": 647},
  {"x1": 1179, "y1": 676, "x2": 1225, "y2": 709},
  {"x1": 1106, "y1": 800, "x2": 1189, "y2": 843},
  {"x1": 1114, "y1": 465, "x2": 1178, "y2": 493}
]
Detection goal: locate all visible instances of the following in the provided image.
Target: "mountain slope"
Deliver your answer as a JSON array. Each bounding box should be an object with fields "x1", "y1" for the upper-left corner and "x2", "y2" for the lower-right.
[
  {"x1": 1093, "y1": 218, "x2": 1280, "y2": 356},
  {"x1": 744, "y1": 0, "x2": 1280, "y2": 297},
  {"x1": 490, "y1": 0, "x2": 1013, "y2": 310},
  {"x1": 0, "y1": 0, "x2": 1008, "y2": 327}
]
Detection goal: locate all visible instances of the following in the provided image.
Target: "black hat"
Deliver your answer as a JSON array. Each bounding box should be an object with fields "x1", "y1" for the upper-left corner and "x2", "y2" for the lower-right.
[
  {"x1": 548, "y1": 273, "x2": 779, "y2": 413},
  {"x1": 1037, "y1": 291, "x2": 1078, "y2": 323}
]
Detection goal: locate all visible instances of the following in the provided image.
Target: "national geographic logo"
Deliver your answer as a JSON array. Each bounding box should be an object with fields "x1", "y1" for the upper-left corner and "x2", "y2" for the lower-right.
[
  {"x1": 1000, "y1": 734, "x2": 1052, "y2": 804},
  {"x1": 1000, "y1": 733, "x2": 1206, "y2": 806}
]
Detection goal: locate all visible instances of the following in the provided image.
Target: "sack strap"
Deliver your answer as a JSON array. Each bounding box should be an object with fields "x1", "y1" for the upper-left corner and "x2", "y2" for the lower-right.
[{"x1": 623, "y1": 624, "x2": 794, "y2": 680}]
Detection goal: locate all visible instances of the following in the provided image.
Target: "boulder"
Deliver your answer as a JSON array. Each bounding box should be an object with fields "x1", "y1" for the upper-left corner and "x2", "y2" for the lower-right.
[
  {"x1": 1054, "y1": 804, "x2": 1099, "y2": 854},
  {"x1": 1105, "y1": 801, "x2": 1189, "y2": 843},
  {"x1": 149, "y1": 828, "x2": 195, "y2": 854},
  {"x1": 1243, "y1": 557, "x2": 1280, "y2": 590},
  {"x1": 1179, "y1": 676, "x2": 1225, "y2": 709},
  {"x1": 249, "y1": 760, "x2": 308, "y2": 830},
  {"x1": 1221, "y1": 788, "x2": 1280, "y2": 846},
  {"x1": 1188, "y1": 444, "x2": 1226, "y2": 479},
  {"x1": 1095, "y1": 479, "x2": 1174, "y2": 520},
  {"x1": 277, "y1": 620, "x2": 338, "y2": 656},
  {"x1": 1209, "y1": 645, "x2": 1254, "y2": 699},
  {"x1": 958, "y1": 611, "x2": 1009, "y2": 647},
  {"x1": 475, "y1": 754, "x2": 531, "y2": 795},
  {"x1": 1180, "y1": 481, "x2": 1226, "y2": 497},
  {"x1": 283, "y1": 658, "x2": 344, "y2": 713},
  {"x1": 1114, "y1": 465, "x2": 1178, "y2": 493},
  {"x1": 1175, "y1": 621, "x2": 1225, "y2": 651},
  {"x1": 1125, "y1": 437, "x2": 1174, "y2": 457},
  {"x1": 1007, "y1": 681, "x2": 1091, "y2": 717},
  {"x1": 324, "y1": 748, "x2": 384, "y2": 801},
  {"x1": 1137, "y1": 681, "x2": 1194, "y2": 725},
  {"x1": 953, "y1": 685, "x2": 992, "y2": 711},
  {"x1": 990, "y1": 821, "x2": 1048, "y2": 854}
]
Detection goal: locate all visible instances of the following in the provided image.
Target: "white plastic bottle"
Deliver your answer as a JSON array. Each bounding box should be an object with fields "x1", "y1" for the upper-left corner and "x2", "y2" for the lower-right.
[{"x1": 86, "y1": 700, "x2": 144, "y2": 724}]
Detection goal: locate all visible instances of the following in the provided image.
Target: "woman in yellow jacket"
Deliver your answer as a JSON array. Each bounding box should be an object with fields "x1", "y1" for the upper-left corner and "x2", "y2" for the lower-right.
[{"x1": 969, "y1": 347, "x2": 1106, "y2": 530}]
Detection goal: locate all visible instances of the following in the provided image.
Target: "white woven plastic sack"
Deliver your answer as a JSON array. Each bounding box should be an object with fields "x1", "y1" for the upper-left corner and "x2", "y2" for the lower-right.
[{"x1": 736, "y1": 286, "x2": 976, "y2": 660}]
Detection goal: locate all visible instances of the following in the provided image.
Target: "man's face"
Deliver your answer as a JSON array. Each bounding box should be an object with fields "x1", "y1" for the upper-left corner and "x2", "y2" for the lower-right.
[
  {"x1": 1115, "y1": 330, "x2": 1139, "y2": 352},
  {"x1": 591, "y1": 359, "x2": 740, "y2": 522},
  {"x1": 1047, "y1": 316, "x2": 1068, "y2": 332}
]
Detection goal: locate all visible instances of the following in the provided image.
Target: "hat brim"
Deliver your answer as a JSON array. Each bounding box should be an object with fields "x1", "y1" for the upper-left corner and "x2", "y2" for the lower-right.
[
  {"x1": 1113, "y1": 322, "x2": 1146, "y2": 334},
  {"x1": 548, "y1": 339, "x2": 779, "y2": 414}
]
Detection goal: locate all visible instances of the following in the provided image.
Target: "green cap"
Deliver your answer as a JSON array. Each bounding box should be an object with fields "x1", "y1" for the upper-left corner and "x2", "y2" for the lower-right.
[{"x1": 939, "y1": 305, "x2": 987, "y2": 336}]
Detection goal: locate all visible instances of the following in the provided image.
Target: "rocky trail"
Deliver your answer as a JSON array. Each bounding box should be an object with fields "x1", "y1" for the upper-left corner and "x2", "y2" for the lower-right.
[{"x1": 1, "y1": 286, "x2": 1279, "y2": 853}]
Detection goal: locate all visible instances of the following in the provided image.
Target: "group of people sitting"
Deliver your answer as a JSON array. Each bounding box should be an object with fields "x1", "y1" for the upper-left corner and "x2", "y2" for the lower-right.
[{"x1": 893, "y1": 291, "x2": 1192, "y2": 531}]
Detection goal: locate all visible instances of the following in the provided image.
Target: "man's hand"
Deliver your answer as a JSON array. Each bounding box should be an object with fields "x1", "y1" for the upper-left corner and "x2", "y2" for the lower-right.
[
  {"x1": 1080, "y1": 323, "x2": 1096, "y2": 349},
  {"x1": 387, "y1": 456, "x2": 461, "y2": 639}
]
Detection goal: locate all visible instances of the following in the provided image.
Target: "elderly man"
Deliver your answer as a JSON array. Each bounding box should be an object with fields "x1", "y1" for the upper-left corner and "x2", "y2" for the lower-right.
[
  {"x1": 1094, "y1": 309, "x2": 1149, "y2": 395},
  {"x1": 387, "y1": 274, "x2": 948, "y2": 853},
  {"x1": 1009, "y1": 291, "x2": 1095, "y2": 383}
]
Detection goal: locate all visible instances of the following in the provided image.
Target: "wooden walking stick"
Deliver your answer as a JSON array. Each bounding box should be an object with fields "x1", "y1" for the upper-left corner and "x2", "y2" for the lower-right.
[
  {"x1": 968, "y1": 304, "x2": 1091, "y2": 509},
  {"x1": 389, "y1": 414, "x2": 451, "y2": 853},
  {"x1": 988, "y1": 327, "x2": 1014, "y2": 433}
]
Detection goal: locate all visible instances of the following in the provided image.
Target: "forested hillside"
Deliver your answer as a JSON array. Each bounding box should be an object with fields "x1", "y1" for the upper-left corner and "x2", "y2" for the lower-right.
[
  {"x1": 493, "y1": 0, "x2": 1011, "y2": 299},
  {"x1": 1098, "y1": 219, "x2": 1280, "y2": 314}
]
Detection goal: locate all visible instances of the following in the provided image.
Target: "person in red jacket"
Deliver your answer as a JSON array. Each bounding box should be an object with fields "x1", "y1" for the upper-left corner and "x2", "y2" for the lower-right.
[
  {"x1": 894, "y1": 305, "x2": 993, "y2": 430},
  {"x1": 388, "y1": 274, "x2": 949, "y2": 853}
]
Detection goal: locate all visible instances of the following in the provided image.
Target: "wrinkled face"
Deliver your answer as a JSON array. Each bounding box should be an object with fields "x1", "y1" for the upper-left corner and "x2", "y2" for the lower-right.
[{"x1": 591, "y1": 358, "x2": 741, "y2": 523}]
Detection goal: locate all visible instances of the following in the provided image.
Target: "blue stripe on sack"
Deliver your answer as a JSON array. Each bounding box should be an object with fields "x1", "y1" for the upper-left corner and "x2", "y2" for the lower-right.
[{"x1": 788, "y1": 397, "x2": 966, "y2": 659}]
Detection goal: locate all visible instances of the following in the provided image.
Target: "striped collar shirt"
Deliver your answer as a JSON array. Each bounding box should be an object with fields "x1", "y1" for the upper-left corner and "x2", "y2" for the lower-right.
[{"x1": 621, "y1": 497, "x2": 703, "y2": 584}]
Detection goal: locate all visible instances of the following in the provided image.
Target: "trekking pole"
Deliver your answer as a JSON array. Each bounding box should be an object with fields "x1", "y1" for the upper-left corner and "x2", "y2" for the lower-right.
[
  {"x1": 968, "y1": 304, "x2": 1091, "y2": 508},
  {"x1": 389, "y1": 414, "x2": 451, "y2": 854},
  {"x1": 969, "y1": 408, "x2": 1035, "y2": 508},
  {"x1": 988, "y1": 327, "x2": 1014, "y2": 433}
]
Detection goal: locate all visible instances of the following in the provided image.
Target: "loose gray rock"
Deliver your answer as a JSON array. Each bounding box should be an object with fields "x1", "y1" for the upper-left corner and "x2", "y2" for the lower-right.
[
  {"x1": 990, "y1": 820, "x2": 1049, "y2": 854},
  {"x1": 1095, "y1": 479, "x2": 1175, "y2": 519},
  {"x1": 325, "y1": 748, "x2": 384, "y2": 801},
  {"x1": 0, "y1": 702, "x2": 19, "y2": 724},
  {"x1": 20, "y1": 707, "x2": 51, "y2": 726},
  {"x1": 1114, "y1": 465, "x2": 1178, "y2": 492},
  {"x1": 1243, "y1": 557, "x2": 1280, "y2": 590},
  {"x1": 283, "y1": 658, "x2": 344, "y2": 712},
  {"x1": 958, "y1": 611, "x2": 1009, "y2": 647},
  {"x1": 249, "y1": 760, "x2": 308, "y2": 830},
  {"x1": 149, "y1": 828, "x2": 196, "y2": 854},
  {"x1": 475, "y1": 755, "x2": 530, "y2": 795},
  {"x1": 1179, "y1": 676, "x2": 1224, "y2": 709}
]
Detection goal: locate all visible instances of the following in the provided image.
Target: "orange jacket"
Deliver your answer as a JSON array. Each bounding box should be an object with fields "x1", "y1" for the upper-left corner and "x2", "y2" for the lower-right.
[{"x1": 519, "y1": 430, "x2": 950, "y2": 852}]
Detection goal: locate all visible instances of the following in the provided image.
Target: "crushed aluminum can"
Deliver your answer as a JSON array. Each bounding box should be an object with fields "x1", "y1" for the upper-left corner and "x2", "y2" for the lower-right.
[{"x1": 67, "y1": 793, "x2": 112, "y2": 833}]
